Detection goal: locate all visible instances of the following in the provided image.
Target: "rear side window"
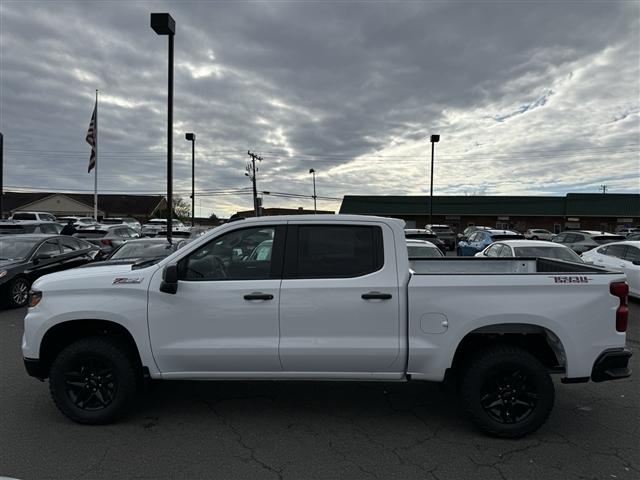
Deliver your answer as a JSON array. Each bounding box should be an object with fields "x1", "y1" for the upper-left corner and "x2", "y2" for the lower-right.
[
  {"x1": 606, "y1": 245, "x2": 627, "y2": 259},
  {"x1": 290, "y1": 225, "x2": 383, "y2": 279},
  {"x1": 625, "y1": 246, "x2": 640, "y2": 262},
  {"x1": 12, "y1": 213, "x2": 37, "y2": 220},
  {"x1": 61, "y1": 238, "x2": 81, "y2": 252}
]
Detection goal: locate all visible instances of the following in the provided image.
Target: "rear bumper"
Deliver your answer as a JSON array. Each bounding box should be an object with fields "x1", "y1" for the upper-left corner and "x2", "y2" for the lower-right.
[
  {"x1": 24, "y1": 357, "x2": 46, "y2": 381},
  {"x1": 591, "y1": 348, "x2": 632, "y2": 382}
]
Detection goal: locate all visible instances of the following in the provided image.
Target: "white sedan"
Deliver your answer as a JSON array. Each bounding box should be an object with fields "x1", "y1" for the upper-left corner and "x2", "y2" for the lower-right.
[
  {"x1": 406, "y1": 239, "x2": 444, "y2": 258},
  {"x1": 581, "y1": 241, "x2": 640, "y2": 298},
  {"x1": 475, "y1": 240, "x2": 583, "y2": 262}
]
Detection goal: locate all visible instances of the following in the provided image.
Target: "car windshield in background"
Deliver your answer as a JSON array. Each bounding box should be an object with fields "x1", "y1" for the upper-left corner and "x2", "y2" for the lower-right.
[
  {"x1": 408, "y1": 246, "x2": 442, "y2": 258},
  {"x1": 0, "y1": 238, "x2": 38, "y2": 260},
  {"x1": 594, "y1": 235, "x2": 626, "y2": 244},
  {"x1": 514, "y1": 247, "x2": 582, "y2": 262},
  {"x1": 111, "y1": 242, "x2": 174, "y2": 260},
  {"x1": 492, "y1": 234, "x2": 524, "y2": 241},
  {"x1": 405, "y1": 233, "x2": 437, "y2": 240}
]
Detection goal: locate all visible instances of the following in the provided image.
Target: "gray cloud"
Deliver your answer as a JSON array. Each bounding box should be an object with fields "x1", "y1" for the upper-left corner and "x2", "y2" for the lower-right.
[{"x1": 1, "y1": 0, "x2": 638, "y2": 217}]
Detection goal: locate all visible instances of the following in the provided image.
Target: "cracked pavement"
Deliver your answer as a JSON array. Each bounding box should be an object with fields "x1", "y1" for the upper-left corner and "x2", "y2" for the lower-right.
[{"x1": 1, "y1": 303, "x2": 638, "y2": 480}]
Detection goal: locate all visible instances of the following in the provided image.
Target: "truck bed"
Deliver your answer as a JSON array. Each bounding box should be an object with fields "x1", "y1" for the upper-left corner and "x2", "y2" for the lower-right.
[{"x1": 409, "y1": 257, "x2": 610, "y2": 274}]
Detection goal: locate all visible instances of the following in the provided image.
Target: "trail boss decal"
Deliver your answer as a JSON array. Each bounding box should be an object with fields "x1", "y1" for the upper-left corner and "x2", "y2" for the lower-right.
[
  {"x1": 112, "y1": 277, "x2": 144, "y2": 285},
  {"x1": 550, "y1": 275, "x2": 592, "y2": 284}
]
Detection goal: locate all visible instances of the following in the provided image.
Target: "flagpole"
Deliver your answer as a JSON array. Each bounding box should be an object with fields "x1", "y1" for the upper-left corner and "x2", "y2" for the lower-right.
[{"x1": 94, "y1": 89, "x2": 98, "y2": 220}]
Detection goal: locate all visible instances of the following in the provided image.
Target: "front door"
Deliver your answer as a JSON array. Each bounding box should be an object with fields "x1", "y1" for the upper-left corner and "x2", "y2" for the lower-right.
[
  {"x1": 147, "y1": 225, "x2": 285, "y2": 375},
  {"x1": 279, "y1": 223, "x2": 401, "y2": 374}
]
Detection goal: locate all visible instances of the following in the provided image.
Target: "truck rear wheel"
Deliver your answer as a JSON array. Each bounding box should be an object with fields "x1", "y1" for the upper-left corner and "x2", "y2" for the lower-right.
[
  {"x1": 49, "y1": 337, "x2": 137, "y2": 424},
  {"x1": 460, "y1": 345, "x2": 554, "y2": 438}
]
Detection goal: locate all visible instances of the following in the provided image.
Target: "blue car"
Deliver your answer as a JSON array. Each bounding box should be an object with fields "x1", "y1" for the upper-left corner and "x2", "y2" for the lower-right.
[{"x1": 457, "y1": 229, "x2": 524, "y2": 256}]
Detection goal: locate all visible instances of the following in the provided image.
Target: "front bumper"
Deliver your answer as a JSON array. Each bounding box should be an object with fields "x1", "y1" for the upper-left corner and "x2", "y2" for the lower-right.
[
  {"x1": 24, "y1": 357, "x2": 46, "y2": 381},
  {"x1": 591, "y1": 348, "x2": 632, "y2": 382}
]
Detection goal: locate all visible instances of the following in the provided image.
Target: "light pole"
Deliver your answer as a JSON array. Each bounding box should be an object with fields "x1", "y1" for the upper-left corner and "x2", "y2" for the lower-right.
[
  {"x1": 185, "y1": 132, "x2": 195, "y2": 227},
  {"x1": 151, "y1": 12, "x2": 175, "y2": 244},
  {"x1": 309, "y1": 168, "x2": 317, "y2": 214},
  {"x1": 429, "y1": 134, "x2": 440, "y2": 228}
]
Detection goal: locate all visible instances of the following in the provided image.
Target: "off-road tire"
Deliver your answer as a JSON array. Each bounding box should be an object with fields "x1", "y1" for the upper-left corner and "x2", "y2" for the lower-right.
[
  {"x1": 49, "y1": 337, "x2": 137, "y2": 424},
  {"x1": 460, "y1": 345, "x2": 554, "y2": 438}
]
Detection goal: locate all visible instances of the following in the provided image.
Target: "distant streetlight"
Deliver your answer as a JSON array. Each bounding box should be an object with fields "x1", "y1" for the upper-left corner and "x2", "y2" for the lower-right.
[
  {"x1": 309, "y1": 168, "x2": 317, "y2": 214},
  {"x1": 429, "y1": 134, "x2": 440, "y2": 227},
  {"x1": 185, "y1": 132, "x2": 196, "y2": 226},
  {"x1": 150, "y1": 12, "x2": 176, "y2": 244}
]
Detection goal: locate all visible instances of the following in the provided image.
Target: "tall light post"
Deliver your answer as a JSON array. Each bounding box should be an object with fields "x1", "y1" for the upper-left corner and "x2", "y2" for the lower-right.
[
  {"x1": 151, "y1": 12, "x2": 175, "y2": 244},
  {"x1": 309, "y1": 168, "x2": 317, "y2": 214},
  {"x1": 185, "y1": 132, "x2": 195, "y2": 227},
  {"x1": 429, "y1": 134, "x2": 440, "y2": 227}
]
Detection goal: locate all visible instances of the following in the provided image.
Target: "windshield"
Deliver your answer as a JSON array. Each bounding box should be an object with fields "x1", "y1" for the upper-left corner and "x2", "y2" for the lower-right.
[
  {"x1": 408, "y1": 245, "x2": 443, "y2": 258},
  {"x1": 0, "y1": 238, "x2": 39, "y2": 260},
  {"x1": 594, "y1": 235, "x2": 625, "y2": 244},
  {"x1": 111, "y1": 242, "x2": 174, "y2": 259},
  {"x1": 514, "y1": 246, "x2": 583, "y2": 262}
]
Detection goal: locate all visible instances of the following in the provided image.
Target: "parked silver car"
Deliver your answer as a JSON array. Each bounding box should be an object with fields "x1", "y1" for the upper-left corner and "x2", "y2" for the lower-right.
[
  {"x1": 552, "y1": 230, "x2": 626, "y2": 254},
  {"x1": 524, "y1": 229, "x2": 554, "y2": 241}
]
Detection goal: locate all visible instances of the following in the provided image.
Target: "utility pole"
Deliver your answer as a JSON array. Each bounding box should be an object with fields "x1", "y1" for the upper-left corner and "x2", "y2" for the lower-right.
[
  {"x1": 600, "y1": 185, "x2": 608, "y2": 194},
  {"x1": 246, "y1": 151, "x2": 263, "y2": 217},
  {"x1": 309, "y1": 168, "x2": 317, "y2": 214},
  {"x1": 429, "y1": 135, "x2": 440, "y2": 227}
]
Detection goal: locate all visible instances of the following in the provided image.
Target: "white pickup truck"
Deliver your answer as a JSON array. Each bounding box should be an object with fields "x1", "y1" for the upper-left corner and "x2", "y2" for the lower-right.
[{"x1": 22, "y1": 215, "x2": 632, "y2": 438}]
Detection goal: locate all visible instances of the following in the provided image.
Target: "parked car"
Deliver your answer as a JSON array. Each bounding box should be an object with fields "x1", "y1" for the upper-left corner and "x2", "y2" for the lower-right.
[
  {"x1": 58, "y1": 216, "x2": 99, "y2": 229},
  {"x1": 0, "y1": 235, "x2": 99, "y2": 307},
  {"x1": 73, "y1": 225, "x2": 140, "y2": 255},
  {"x1": 458, "y1": 225, "x2": 491, "y2": 239},
  {"x1": 475, "y1": 240, "x2": 583, "y2": 262},
  {"x1": 404, "y1": 229, "x2": 447, "y2": 254},
  {"x1": 24, "y1": 215, "x2": 631, "y2": 438},
  {"x1": 552, "y1": 230, "x2": 626, "y2": 254},
  {"x1": 616, "y1": 227, "x2": 640, "y2": 237},
  {"x1": 142, "y1": 218, "x2": 189, "y2": 237},
  {"x1": 406, "y1": 239, "x2": 444, "y2": 258},
  {"x1": 86, "y1": 238, "x2": 189, "y2": 267},
  {"x1": 99, "y1": 217, "x2": 141, "y2": 231},
  {"x1": 0, "y1": 220, "x2": 62, "y2": 235},
  {"x1": 524, "y1": 229, "x2": 554, "y2": 241},
  {"x1": 581, "y1": 241, "x2": 640, "y2": 298},
  {"x1": 9, "y1": 211, "x2": 57, "y2": 222},
  {"x1": 424, "y1": 225, "x2": 456, "y2": 250},
  {"x1": 457, "y1": 229, "x2": 524, "y2": 256}
]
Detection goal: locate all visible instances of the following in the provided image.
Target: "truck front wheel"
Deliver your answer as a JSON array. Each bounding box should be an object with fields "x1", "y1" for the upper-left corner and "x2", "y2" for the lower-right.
[
  {"x1": 460, "y1": 345, "x2": 554, "y2": 438},
  {"x1": 49, "y1": 337, "x2": 137, "y2": 424}
]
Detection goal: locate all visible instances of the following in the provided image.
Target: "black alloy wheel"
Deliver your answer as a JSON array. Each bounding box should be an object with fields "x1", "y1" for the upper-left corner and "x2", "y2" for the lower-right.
[
  {"x1": 49, "y1": 337, "x2": 137, "y2": 424},
  {"x1": 461, "y1": 345, "x2": 554, "y2": 438}
]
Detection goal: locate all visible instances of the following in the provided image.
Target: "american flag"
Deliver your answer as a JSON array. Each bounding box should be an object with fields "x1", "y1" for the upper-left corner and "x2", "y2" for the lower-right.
[{"x1": 86, "y1": 101, "x2": 97, "y2": 173}]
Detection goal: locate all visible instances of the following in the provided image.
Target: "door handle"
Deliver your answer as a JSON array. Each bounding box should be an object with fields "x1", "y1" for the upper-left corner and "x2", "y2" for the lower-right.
[
  {"x1": 243, "y1": 292, "x2": 274, "y2": 301},
  {"x1": 361, "y1": 292, "x2": 392, "y2": 300}
]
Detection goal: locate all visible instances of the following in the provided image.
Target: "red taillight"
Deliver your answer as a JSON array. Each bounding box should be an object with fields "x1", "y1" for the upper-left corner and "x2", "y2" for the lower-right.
[
  {"x1": 101, "y1": 239, "x2": 112, "y2": 246},
  {"x1": 610, "y1": 282, "x2": 629, "y2": 332}
]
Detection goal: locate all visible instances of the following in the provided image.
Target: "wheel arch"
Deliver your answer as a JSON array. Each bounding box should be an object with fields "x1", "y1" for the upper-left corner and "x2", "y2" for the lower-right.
[{"x1": 39, "y1": 319, "x2": 144, "y2": 379}]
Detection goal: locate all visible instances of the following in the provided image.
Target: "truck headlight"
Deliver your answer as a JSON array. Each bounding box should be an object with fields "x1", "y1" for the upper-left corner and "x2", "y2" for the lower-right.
[{"x1": 28, "y1": 290, "x2": 42, "y2": 308}]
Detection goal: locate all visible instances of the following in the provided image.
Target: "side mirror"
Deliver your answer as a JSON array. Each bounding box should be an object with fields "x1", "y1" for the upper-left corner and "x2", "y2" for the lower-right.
[
  {"x1": 160, "y1": 264, "x2": 178, "y2": 294},
  {"x1": 633, "y1": 261, "x2": 640, "y2": 266}
]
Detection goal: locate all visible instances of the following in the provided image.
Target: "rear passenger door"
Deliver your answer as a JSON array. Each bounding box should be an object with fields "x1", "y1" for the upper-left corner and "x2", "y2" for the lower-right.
[{"x1": 278, "y1": 223, "x2": 401, "y2": 374}]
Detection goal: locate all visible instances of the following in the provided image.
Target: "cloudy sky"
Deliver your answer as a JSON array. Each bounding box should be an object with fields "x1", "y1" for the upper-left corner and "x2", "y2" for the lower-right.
[{"x1": 1, "y1": 0, "x2": 639, "y2": 217}]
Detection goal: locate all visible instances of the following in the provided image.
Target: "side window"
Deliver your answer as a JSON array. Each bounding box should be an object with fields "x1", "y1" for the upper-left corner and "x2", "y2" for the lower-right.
[
  {"x1": 292, "y1": 225, "x2": 383, "y2": 279},
  {"x1": 468, "y1": 233, "x2": 477, "y2": 242},
  {"x1": 498, "y1": 245, "x2": 513, "y2": 257},
  {"x1": 61, "y1": 237, "x2": 81, "y2": 253},
  {"x1": 35, "y1": 239, "x2": 61, "y2": 258},
  {"x1": 179, "y1": 226, "x2": 277, "y2": 281},
  {"x1": 40, "y1": 224, "x2": 58, "y2": 234},
  {"x1": 116, "y1": 228, "x2": 130, "y2": 237},
  {"x1": 606, "y1": 245, "x2": 627, "y2": 259},
  {"x1": 485, "y1": 245, "x2": 499, "y2": 257},
  {"x1": 598, "y1": 246, "x2": 609, "y2": 254},
  {"x1": 554, "y1": 234, "x2": 566, "y2": 243},
  {"x1": 625, "y1": 246, "x2": 640, "y2": 262},
  {"x1": 572, "y1": 234, "x2": 585, "y2": 242}
]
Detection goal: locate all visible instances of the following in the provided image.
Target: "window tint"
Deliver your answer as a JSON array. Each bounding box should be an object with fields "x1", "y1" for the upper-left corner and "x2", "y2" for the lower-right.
[
  {"x1": 293, "y1": 225, "x2": 383, "y2": 279},
  {"x1": 606, "y1": 245, "x2": 627, "y2": 259},
  {"x1": 12, "y1": 213, "x2": 37, "y2": 220},
  {"x1": 180, "y1": 226, "x2": 276, "y2": 281},
  {"x1": 35, "y1": 239, "x2": 60, "y2": 257},
  {"x1": 625, "y1": 246, "x2": 640, "y2": 262},
  {"x1": 498, "y1": 245, "x2": 513, "y2": 257}
]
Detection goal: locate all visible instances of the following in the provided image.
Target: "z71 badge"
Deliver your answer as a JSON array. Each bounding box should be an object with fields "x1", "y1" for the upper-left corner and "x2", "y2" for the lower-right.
[
  {"x1": 112, "y1": 277, "x2": 144, "y2": 285},
  {"x1": 550, "y1": 275, "x2": 591, "y2": 284}
]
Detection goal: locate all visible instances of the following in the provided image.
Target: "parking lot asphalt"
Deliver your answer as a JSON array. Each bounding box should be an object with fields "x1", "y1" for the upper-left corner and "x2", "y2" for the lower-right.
[{"x1": 1, "y1": 303, "x2": 639, "y2": 480}]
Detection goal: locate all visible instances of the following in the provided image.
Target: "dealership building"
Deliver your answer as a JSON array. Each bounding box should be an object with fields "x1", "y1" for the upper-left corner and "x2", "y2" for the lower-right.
[{"x1": 339, "y1": 193, "x2": 640, "y2": 233}]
